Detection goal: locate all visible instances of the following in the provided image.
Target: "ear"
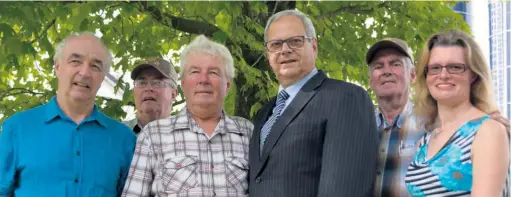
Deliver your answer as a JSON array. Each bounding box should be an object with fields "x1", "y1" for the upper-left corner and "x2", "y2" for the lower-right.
[
  {"x1": 171, "y1": 88, "x2": 178, "y2": 99},
  {"x1": 225, "y1": 81, "x2": 231, "y2": 94},
  {"x1": 471, "y1": 75, "x2": 478, "y2": 84},
  {"x1": 410, "y1": 68, "x2": 416, "y2": 83},
  {"x1": 312, "y1": 38, "x2": 318, "y2": 58},
  {"x1": 54, "y1": 59, "x2": 61, "y2": 76}
]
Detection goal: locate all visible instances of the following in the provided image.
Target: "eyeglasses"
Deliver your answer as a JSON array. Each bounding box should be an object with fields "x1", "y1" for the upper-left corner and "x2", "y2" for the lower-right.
[
  {"x1": 424, "y1": 63, "x2": 468, "y2": 76},
  {"x1": 264, "y1": 35, "x2": 313, "y2": 52},
  {"x1": 134, "y1": 79, "x2": 174, "y2": 88}
]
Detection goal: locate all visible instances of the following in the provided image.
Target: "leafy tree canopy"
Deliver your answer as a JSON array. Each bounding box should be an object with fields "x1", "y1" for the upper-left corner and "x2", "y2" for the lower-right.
[{"x1": 0, "y1": 1, "x2": 469, "y2": 125}]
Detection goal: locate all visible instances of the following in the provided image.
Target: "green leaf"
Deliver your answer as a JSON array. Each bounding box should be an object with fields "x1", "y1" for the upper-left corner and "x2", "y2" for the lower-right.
[
  {"x1": 212, "y1": 31, "x2": 229, "y2": 44},
  {"x1": 79, "y1": 19, "x2": 89, "y2": 31}
]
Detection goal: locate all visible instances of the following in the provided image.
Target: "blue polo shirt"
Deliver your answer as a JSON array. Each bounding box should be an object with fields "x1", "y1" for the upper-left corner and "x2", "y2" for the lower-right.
[{"x1": 0, "y1": 97, "x2": 136, "y2": 197}]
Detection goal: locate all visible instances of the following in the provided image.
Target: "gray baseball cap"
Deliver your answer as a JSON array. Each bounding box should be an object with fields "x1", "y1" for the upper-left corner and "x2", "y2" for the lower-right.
[{"x1": 366, "y1": 38, "x2": 413, "y2": 65}]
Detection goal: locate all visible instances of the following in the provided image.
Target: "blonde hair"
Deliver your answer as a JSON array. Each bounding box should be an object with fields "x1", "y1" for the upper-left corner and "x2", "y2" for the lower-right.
[{"x1": 414, "y1": 29, "x2": 497, "y2": 131}]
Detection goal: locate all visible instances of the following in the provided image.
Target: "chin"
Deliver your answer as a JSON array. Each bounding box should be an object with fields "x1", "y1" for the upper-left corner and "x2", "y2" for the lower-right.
[{"x1": 432, "y1": 95, "x2": 460, "y2": 104}]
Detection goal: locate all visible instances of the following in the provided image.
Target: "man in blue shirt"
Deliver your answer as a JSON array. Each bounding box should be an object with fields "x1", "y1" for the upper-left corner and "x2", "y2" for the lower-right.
[{"x1": 0, "y1": 32, "x2": 136, "y2": 197}]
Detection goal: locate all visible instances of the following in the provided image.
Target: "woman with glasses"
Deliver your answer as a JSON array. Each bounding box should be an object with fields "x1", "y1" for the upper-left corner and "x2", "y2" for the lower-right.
[{"x1": 405, "y1": 29, "x2": 509, "y2": 196}]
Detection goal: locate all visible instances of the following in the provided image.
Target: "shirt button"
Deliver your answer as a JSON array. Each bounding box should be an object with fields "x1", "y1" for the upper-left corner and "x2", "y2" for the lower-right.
[
  {"x1": 255, "y1": 177, "x2": 261, "y2": 183},
  {"x1": 211, "y1": 164, "x2": 214, "y2": 169},
  {"x1": 381, "y1": 149, "x2": 385, "y2": 153},
  {"x1": 377, "y1": 171, "x2": 381, "y2": 175},
  {"x1": 76, "y1": 151, "x2": 81, "y2": 156},
  {"x1": 74, "y1": 178, "x2": 79, "y2": 183},
  {"x1": 213, "y1": 191, "x2": 216, "y2": 196}
]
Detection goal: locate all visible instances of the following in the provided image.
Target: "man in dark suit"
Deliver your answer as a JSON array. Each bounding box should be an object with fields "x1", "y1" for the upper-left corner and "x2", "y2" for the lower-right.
[{"x1": 248, "y1": 9, "x2": 379, "y2": 197}]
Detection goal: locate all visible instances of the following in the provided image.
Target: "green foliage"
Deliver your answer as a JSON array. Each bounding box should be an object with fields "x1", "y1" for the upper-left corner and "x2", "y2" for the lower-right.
[{"x1": 0, "y1": 1, "x2": 470, "y2": 124}]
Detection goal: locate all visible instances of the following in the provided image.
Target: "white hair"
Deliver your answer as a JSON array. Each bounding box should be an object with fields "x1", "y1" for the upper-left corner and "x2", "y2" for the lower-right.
[
  {"x1": 264, "y1": 9, "x2": 317, "y2": 42},
  {"x1": 179, "y1": 35, "x2": 235, "y2": 80},
  {"x1": 53, "y1": 32, "x2": 113, "y2": 73}
]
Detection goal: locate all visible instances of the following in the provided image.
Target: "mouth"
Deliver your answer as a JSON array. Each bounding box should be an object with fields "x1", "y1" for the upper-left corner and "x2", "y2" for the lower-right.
[
  {"x1": 142, "y1": 96, "x2": 156, "y2": 102},
  {"x1": 280, "y1": 59, "x2": 297, "y2": 64},
  {"x1": 73, "y1": 82, "x2": 90, "y2": 88},
  {"x1": 436, "y1": 83, "x2": 455, "y2": 88},
  {"x1": 195, "y1": 90, "x2": 213, "y2": 95},
  {"x1": 381, "y1": 81, "x2": 396, "y2": 85}
]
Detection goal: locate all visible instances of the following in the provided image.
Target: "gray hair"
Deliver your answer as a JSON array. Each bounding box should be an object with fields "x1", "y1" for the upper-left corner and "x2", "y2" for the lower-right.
[
  {"x1": 53, "y1": 32, "x2": 113, "y2": 73},
  {"x1": 264, "y1": 9, "x2": 317, "y2": 42},
  {"x1": 179, "y1": 35, "x2": 235, "y2": 80},
  {"x1": 404, "y1": 57, "x2": 414, "y2": 72}
]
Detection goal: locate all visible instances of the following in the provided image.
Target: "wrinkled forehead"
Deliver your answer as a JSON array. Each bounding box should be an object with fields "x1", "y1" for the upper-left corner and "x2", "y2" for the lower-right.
[
  {"x1": 371, "y1": 48, "x2": 408, "y2": 63},
  {"x1": 185, "y1": 52, "x2": 224, "y2": 71},
  {"x1": 62, "y1": 35, "x2": 108, "y2": 62}
]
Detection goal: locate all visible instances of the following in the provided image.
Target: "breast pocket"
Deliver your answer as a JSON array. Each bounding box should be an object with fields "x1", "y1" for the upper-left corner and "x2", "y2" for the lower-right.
[
  {"x1": 225, "y1": 156, "x2": 249, "y2": 193},
  {"x1": 159, "y1": 155, "x2": 199, "y2": 193}
]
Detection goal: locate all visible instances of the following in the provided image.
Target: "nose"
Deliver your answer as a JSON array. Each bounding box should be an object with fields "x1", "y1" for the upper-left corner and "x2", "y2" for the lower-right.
[
  {"x1": 143, "y1": 85, "x2": 155, "y2": 92},
  {"x1": 381, "y1": 64, "x2": 393, "y2": 75},
  {"x1": 438, "y1": 67, "x2": 451, "y2": 80},
  {"x1": 280, "y1": 42, "x2": 292, "y2": 55},
  {"x1": 198, "y1": 72, "x2": 210, "y2": 84},
  {"x1": 78, "y1": 64, "x2": 92, "y2": 78}
]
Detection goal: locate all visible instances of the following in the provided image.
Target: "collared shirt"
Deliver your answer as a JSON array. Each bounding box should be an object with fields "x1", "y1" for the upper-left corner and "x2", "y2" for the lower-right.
[
  {"x1": 373, "y1": 101, "x2": 425, "y2": 197},
  {"x1": 277, "y1": 68, "x2": 318, "y2": 112},
  {"x1": 0, "y1": 97, "x2": 136, "y2": 197},
  {"x1": 122, "y1": 108, "x2": 253, "y2": 197}
]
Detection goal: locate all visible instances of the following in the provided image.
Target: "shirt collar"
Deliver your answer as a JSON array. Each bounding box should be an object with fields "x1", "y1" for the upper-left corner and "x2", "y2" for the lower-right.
[
  {"x1": 172, "y1": 108, "x2": 242, "y2": 135},
  {"x1": 278, "y1": 68, "x2": 318, "y2": 97},
  {"x1": 375, "y1": 100, "x2": 414, "y2": 129},
  {"x1": 44, "y1": 96, "x2": 108, "y2": 128}
]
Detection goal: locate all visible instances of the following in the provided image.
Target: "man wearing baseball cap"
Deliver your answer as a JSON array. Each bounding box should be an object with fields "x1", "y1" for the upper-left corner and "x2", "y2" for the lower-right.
[
  {"x1": 366, "y1": 38, "x2": 422, "y2": 197},
  {"x1": 123, "y1": 57, "x2": 178, "y2": 134},
  {"x1": 367, "y1": 38, "x2": 510, "y2": 197}
]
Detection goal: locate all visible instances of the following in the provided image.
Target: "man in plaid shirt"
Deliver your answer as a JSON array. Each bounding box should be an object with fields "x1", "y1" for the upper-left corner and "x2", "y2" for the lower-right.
[{"x1": 122, "y1": 35, "x2": 253, "y2": 197}]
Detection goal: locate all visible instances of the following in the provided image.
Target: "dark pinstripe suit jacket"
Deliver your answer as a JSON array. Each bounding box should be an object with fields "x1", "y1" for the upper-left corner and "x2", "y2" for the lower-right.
[{"x1": 248, "y1": 71, "x2": 378, "y2": 197}]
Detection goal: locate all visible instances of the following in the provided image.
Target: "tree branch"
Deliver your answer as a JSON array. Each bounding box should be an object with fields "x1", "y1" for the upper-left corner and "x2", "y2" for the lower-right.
[
  {"x1": 0, "y1": 88, "x2": 46, "y2": 101},
  {"x1": 31, "y1": 18, "x2": 56, "y2": 44},
  {"x1": 315, "y1": 2, "x2": 390, "y2": 20},
  {"x1": 134, "y1": 3, "x2": 222, "y2": 37}
]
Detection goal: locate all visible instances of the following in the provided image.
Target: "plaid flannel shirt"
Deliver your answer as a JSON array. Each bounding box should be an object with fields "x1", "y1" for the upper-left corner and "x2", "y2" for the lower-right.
[
  {"x1": 373, "y1": 101, "x2": 425, "y2": 197},
  {"x1": 122, "y1": 108, "x2": 253, "y2": 197}
]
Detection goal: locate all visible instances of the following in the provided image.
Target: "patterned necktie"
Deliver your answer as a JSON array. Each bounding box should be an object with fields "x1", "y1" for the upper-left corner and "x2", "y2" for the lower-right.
[{"x1": 260, "y1": 90, "x2": 290, "y2": 150}]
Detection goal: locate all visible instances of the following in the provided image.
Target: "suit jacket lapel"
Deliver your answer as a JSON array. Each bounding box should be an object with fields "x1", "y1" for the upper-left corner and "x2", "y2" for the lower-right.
[{"x1": 256, "y1": 71, "x2": 327, "y2": 175}]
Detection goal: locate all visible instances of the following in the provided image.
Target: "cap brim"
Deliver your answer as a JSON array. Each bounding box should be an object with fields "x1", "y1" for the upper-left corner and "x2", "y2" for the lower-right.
[
  {"x1": 366, "y1": 40, "x2": 409, "y2": 65},
  {"x1": 130, "y1": 64, "x2": 171, "y2": 80}
]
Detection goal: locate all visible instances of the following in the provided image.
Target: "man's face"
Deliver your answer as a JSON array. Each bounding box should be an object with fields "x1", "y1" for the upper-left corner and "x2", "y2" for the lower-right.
[
  {"x1": 181, "y1": 52, "x2": 230, "y2": 109},
  {"x1": 369, "y1": 48, "x2": 415, "y2": 98},
  {"x1": 266, "y1": 15, "x2": 318, "y2": 86},
  {"x1": 133, "y1": 68, "x2": 177, "y2": 119},
  {"x1": 55, "y1": 35, "x2": 108, "y2": 103}
]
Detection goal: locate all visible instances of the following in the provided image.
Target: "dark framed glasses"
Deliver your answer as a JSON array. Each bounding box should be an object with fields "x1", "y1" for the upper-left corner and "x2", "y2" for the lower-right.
[
  {"x1": 264, "y1": 35, "x2": 313, "y2": 52},
  {"x1": 424, "y1": 63, "x2": 468, "y2": 76}
]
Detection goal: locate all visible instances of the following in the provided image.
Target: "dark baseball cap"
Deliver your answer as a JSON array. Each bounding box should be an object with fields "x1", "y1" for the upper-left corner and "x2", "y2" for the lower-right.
[
  {"x1": 366, "y1": 38, "x2": 413, "y2": 65},
  {"x1": 131, "y1": 57, "x2": 178, "y2": 84}
]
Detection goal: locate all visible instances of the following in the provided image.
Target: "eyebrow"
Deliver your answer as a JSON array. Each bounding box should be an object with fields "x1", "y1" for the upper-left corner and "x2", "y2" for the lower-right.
[
  {"x1": 68, "y1": 53, "x2": 104, "y2": 67},
  {"x1": 389, "y1": 59, "x2": 404, "y2": 64},
  {"x1": 68, "y1": 53, "x2": 84, "y2": 60}
]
